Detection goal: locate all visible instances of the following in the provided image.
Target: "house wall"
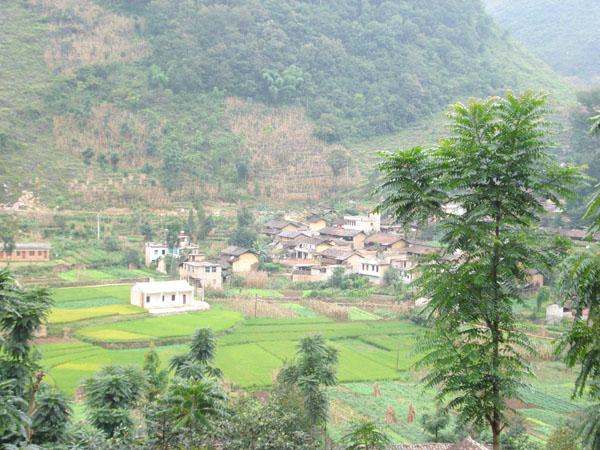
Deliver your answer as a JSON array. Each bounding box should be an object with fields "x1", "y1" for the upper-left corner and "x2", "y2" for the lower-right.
[
  {"x1": 145, "y1": 245, "x2": 168, "y2": 266},
  {"x1": 181, "y1": 264, "x2": 223, "y2": 290},
  {"x1": 131, "y1": 286, "x2": 195, "y2": 309},
  {"x1": 309, "y1": 219, "x2": 327, "y2": 231},
  {"x1": 232, "y1": 253, "x2": 259, "y2": 273},
  {"x1": 0, "y1": 248, "x2": 50, "y2": 262},
  {"x1": 352, "y1": 233, "x2": 366, "y2": 250}
]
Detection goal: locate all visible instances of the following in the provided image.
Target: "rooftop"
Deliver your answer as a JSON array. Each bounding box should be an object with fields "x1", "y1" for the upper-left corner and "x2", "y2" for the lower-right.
[
  {"x1": 134, "y1": 280, "x2": 193, "y2": 294},
  {"x1": 319, "y1": 226, "x2": 364, "y2": 238},
  {"x1": 221, "y1": 246, "x2": 253, "y2": 257},
  {"x1": 9, "y1": 242, "x2": 52, "y2": 250},
  {"x1": 365, "y1": 232, "x2": 405, "y2": 246}
]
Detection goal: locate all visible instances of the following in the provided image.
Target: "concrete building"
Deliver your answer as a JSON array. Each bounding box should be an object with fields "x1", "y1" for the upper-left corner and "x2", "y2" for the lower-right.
[
  {"x1": 130, "y1": 280, "x2": 209, "y2": 314},
  {"x1": 342, "y1": 213, "x2": 381, "y2": 233},
  {"x1": 0, "y1": 243, "x2": 51, "y2": 262},
  {"x1": 318, "y1": 227, "x2": 366, "y2": 250},
  {"x1": 144, "y1": 242, "x2": 169, "y2": 266},
  {"x1": 180, "y1": 260, "x2": 223, "y2": 291},
  {"x1": 356, "y1": 256, "x2": 391, "y2": 285}
]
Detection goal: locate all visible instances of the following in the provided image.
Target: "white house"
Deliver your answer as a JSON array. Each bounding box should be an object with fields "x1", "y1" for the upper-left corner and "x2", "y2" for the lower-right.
[
  {"x1": 144, "y1": 242, "x2": 169, "y2": 266},
  {"x1": 343, "y1": 213, "x2": 381, "y2": 233},
  {"x1": 130, "y1": 280, "x2": 210, "y2": 315},
  {"x1": 546, "y1": 304, "x2": 566, "y2": 325}
]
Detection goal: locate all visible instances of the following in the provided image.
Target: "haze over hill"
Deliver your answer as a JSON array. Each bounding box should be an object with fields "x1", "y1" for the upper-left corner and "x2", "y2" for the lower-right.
[
  {"x1": 1, "y1": 0, "x2": 570, "y2": 209},
  {"x1": 485, "y1": 0, "x2": 600, "y2": 85}
]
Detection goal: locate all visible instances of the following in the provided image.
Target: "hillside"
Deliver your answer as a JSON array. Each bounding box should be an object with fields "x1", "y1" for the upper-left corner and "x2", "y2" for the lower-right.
[
  {"x1": 0, "y1": 0, "x2": 570, "y2": 209},
  {"x1": 485, "y1": 0, "x2": 600, "y2": 85}
]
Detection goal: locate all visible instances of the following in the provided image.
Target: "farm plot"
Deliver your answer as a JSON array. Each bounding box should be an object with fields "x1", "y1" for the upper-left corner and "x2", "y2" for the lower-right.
[
  {"x1": 52, "y1": 285, "x2": 131, "y2": 304},
  {"x1": 76, "y1": 309, "x2": 243, "y2": 343},
  {"x1": 39, "y1": 341, "x2": 187, "y2": 395},
  {"x1": 49, "y1": 304, "x2": 144, "y2": 323}
]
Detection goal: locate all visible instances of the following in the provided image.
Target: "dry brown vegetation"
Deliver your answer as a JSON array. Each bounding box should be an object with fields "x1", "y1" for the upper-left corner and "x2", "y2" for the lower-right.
[
  {"x1": 226, "y1": 98, "x2": 359, "y2": 201},
  {"x1": 53, "y1": 103, "x2": 155, "y2": 168},
  {"x1": 31, "y1": 0, "x2": 150, "y2": 73},
  {"x1": 215, "y1": 298, "x2": 297, "y2": 319},
  {"x1": 303, "y1": 299, "x2": 349, "y2": 321}
]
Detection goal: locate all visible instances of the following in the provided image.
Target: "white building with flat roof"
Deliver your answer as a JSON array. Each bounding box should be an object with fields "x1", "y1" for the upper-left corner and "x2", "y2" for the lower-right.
[
  {"x1": 131, "y1": 280, "x2": 210, "y2": 315},
  {"x1": 343, "y1": 213, "x2": 381, "y2": 233}
]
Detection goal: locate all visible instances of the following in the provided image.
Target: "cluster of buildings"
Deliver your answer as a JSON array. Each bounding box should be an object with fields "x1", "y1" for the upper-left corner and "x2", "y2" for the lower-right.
[{"x1": 265, "y1": 213, "x2": 438, "y2": 286}]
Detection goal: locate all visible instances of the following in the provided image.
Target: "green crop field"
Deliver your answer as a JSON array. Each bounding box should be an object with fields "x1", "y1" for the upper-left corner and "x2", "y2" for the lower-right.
[
  {"x1": 52, "y1": 285, "x2": 131, "y2": 304},
  {"x1": 49, "y1": 304, "x2": 145, "y2": 324},
  {"x1": 77, "y1": 309, "x2": 243, "y2": 342}
]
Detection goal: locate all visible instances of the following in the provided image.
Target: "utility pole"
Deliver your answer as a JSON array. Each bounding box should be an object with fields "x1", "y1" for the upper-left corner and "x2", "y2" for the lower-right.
[{"x1": 254, "y1": 294, "x2": 258, "y2": 318}]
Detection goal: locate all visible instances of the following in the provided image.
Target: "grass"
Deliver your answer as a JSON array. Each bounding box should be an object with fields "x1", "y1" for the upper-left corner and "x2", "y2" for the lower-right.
[
  {"x1": 49, "y1": 304, "x2": 144, "y2": 323},
  {"x1": 348, "y1": 307, "x2": 380, "y2": 321},
  {"x1": 280, "y1": 303, "x2": 322, "y2": 317},
  {"x1": 76, "y1": 309, "x2": 243, "y2": 342},
  {"x1": 52, "y1": 285, "x2": 131, "y2": 303}
]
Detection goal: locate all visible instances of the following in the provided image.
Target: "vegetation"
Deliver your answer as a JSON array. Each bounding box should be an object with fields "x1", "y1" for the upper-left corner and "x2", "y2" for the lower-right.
[
  {"x1": 377, "y1": 92, "x2": 580, "y2": 449},
  {"x1": 485, "y1": 0, "x2": 600, "y2": 82}
]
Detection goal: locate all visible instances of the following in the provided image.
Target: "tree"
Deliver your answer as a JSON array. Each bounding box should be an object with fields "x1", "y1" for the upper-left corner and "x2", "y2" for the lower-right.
[
  {"x1": 420, "y1": 410, "x2": 450, "y2": 442},
  {"x1": 377, "y1": 93, "x2": 580, "y2": 450},
  {"x1": 342, "y1": 420, "x2": 391, "y2": 450},
  {"x1": 110, "y1": 152, "x2": 120, "y2": 171},
  {"x1": 327, "y1": 149, "x2": 350, "y2": 177},
  {"x1": 0, "y1": 215, "x2": 17, "y2": 257},
  {"x1": 83, "y1": 366, "x2": 144, "y2": 437},
  {"x1": 545, "y1": 422, "x2": 580, "y2": 450},
  {"x1": 165, "y1": 223, "x2": 181, "y2": 250},
  {"x1": 218, "y1": 390, "x2": 316, "y2": 450},
  {"x1": 81, "y1": 147, "x2": 94, "y2": 165},
  {"x1": 278, "y1": 335, "x2": 338, "y2": 431},
  {"x1": 536, "y1": 286, "x2": 551, "y2": 313},
  {"x1": 165, "y1": 377, "x2": 225, "y2": 438},
  {"x1": 186, "y1": 209, "x2": 196, "y2": 237},
  {"x1": 228, "y1": 227, "x2": 257, "y2": 248},
  {"x1": 140, "y1": 222, "x2": 153, "y2": 241},
  {"x1": 236, "y1": 206, "x2": 254, "y2": 228},
  {"x1": 170, "y1": 328, "x2": 223, "y2": 380},
  {"x1": 143, "y1": 349, "x2": 168, "y2": 402},
  {"x1": 558, "y1": 248, "x2": 600, "y2": 449},
  {"x1": 30, "y1": 386, "x2": 72, "y2": 445}
]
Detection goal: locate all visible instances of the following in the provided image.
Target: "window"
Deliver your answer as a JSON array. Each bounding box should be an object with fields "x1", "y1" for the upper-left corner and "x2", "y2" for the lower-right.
[
  {"x1": 38, "y1": 251, "x2": 43, "y2": 256},
  {"x1": 205, "y1": 267, "x2": 211, "y2": 273},
  {"x1": 154, "y1": 250, "x2": 158, "y2": 255},
  {"x1": 161, "y1": 250, "x2": 166, "y2": 255},
  {"x1": 171, "y1": 294, "x2": 176, "y2": 301},
  {"x1": 162, "y1": 295, "x2": 165, "y2": 302},
  {"x1": 16, "y1": 251, "x2": 20, "y2": 256},
  {"x1": 146, "y1": 296, "x2": 150, "y2": 304},
  {"x1": 29, "y1": 251, "x2": 35, "y2": 256}
]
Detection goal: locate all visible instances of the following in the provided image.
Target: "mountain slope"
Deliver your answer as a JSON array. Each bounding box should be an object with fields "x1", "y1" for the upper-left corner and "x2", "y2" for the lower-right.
[
  {"x1": 0, "y1": 0, "x2": 571, "y2": 209},
  {"x1": 485, "y1": 0, "x2": 600, "y2": 84}
]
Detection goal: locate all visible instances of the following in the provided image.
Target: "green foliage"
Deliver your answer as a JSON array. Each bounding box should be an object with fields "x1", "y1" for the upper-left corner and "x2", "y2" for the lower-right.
[
  {"x1": 278, "y1": 335, "x2": 338, "y2": 429},
  {"x1": 378, "y1": 93, "x2": 581, "y2": 448},
  {"x1": 229, "y1": 227, "x2": 257, "y2": 248},
  {"x1": 217, "y1": 389, "x2": 316, "y2": 449},
  {"x1": 145, "y1": 0, "x2": 568, "y2": 141},
  {"x1": 485, "y1": 0, "x2": 600, "y2": 82},
  {"x1": 142, "y1": 349, "x2": 168, "y2": 402},
  {"x1": 545, "y1": 422, "x2": 581, "y2": 450},
  {"x1": 419, "y1": 410, "x2": 450, "y2": 442},
  {"x1": 0, "y1": 379, "x2": 28, "y2": 444},
  {"x1": 536, "y1": 287, "x2": 551, "y2": 312},
  {"x1": 31, "y1": 385, "x2": 72, "y2": 445},
  {"x1": 342, "y1": 420, "x2": 391, "y2": 450},
  {"x1": 83, "y1": 365, "x2": 145, "y2": 437}
]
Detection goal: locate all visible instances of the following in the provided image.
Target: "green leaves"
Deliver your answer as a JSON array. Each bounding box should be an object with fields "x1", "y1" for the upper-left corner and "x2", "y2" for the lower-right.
[{"x1": 378, "y1": 93, "x2": 580, "y2": 448}]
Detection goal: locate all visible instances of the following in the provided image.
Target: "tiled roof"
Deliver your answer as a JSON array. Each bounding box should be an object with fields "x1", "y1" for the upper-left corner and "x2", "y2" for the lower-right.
[
  {"x1": 319, "y1": 226, "x2": 363, "y2": 238},
  {"x1": 318, "y1": 248, "x2": 355, "y2": 261},
  {"x1": 263, "y1": 219, "x2": 294, "y2": 230},
  {"x1": 221, "y1": 246, "x2": 252, "y2": 257},
  {"x1": 365, "y1": 233, "x2": 405, "y2": 246}
]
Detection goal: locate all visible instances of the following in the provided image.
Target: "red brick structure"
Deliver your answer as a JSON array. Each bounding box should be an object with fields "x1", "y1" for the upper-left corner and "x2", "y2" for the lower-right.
[{"x1": 0, "y1": 243, "x2": 51, "y2": 262}]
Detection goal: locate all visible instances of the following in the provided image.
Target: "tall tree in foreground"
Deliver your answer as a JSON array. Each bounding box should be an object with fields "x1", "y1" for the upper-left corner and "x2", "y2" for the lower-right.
[
  {"x1": 558, "y1": 248, "x2": 600, "y2": 449},
  {"x1": 377, "y1": 92, "x2": 579, "y2": 450}
]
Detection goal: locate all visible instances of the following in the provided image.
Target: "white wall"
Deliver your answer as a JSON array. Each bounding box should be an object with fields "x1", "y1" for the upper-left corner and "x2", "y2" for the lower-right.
[{"x1": 132, "y1": 286, "x2": 195, "y2": 309}]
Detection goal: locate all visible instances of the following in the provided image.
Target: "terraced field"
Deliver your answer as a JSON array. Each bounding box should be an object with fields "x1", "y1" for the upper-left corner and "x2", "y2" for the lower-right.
[{"x1": 37, "y1": 284, "x2": 586, "y2": 444}]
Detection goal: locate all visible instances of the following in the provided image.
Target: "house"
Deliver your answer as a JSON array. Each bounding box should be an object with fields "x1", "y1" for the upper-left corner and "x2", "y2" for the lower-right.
[
  {"x1": 275, "y1": 229, "x2": 310, "y2": 242},
  {"x1": 180, "y1": 260, "x2": 222, "y2": 291},
  {"x1": 130, "y1": 280, "x2": 209, "y2": 314},
  {"x1": 318, "y1": 227, "x2": 366, "y2": 250},
  {"x1": 388, "y1": 253, "x2": 421, "y2": 283},
  {"x1": 291, "y1": 236, "x2": 330, "y2": 260},
  {"x1": 317, "y1": 248, "x2": 362, "y2": 268},
  {"x1": 0, "y1": 242, "x2": 51, "y2": 262},
  {"x1": 558, "y1": 228, "x2": 600, "y2": 242},
  {"x1": 144, "y1": 242, "x2": 169, "y2": 266},
  {"x1": 343, "y1": 213, "x2": 381, "y2": 233},
  {"x1": 546, "y1": 304, "x2": 569, "y2": 325},
  {"x1": 262, "y1": 219, "x2": 301, "y2": 237},
  {"x1": 307, "y1": 214, "x2": 328, "y2": 231},
  {"x1": 364, "y1": 233, "x2": 408, "y2": 252},
  {"x1": 356, "y1": 256, "x2": 391, "y2": 285},
  {"x1": 219, "y1": 246, "x2": 259, "y2": 273},
  {"x1": 291, "y1": 264, "x2": 343, "y2": 283}
]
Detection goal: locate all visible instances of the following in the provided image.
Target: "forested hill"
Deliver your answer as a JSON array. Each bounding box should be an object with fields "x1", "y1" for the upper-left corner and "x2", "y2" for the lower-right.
[
  {"x1": 1, "y1": 0, "x2": 568, "y2": 208},
  {"x1": 485, "y1": 0, "x2": 600, "y2": 85}
]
